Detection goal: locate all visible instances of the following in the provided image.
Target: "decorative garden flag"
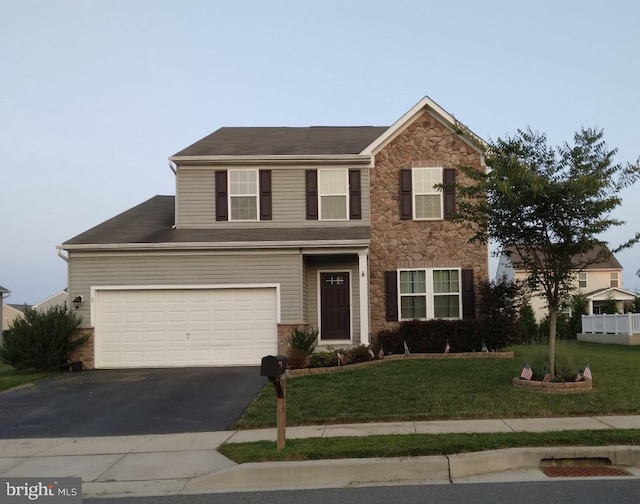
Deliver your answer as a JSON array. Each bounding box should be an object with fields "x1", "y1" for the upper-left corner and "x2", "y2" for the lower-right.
[
  {"x1": 520, "y1": 362, "x2": 533, "y2": 381},
  {"x1": 583, "y1": 364, "x2": 592, "y2": 380},
  {"x1": 368, "y1": 347, "x2": 375, "y2": 359},
  {"x1": 378, "y1": 347, "x2": 384, "y2": 359},
  {"x1": 404, "y1": 341, "x2": 410, "y2": 355},
  {"x1": 337, "y1": 352, "x2": 344, "y2": 366},
  {"x1": 481, "y1": 340, "x2": 488, "y2": 353},
  {"x1": 444, "y1": 341, "x2": 450, "y2": 354}
]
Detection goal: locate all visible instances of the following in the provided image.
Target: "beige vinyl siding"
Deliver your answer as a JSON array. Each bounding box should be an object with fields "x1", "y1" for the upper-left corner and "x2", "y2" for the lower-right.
[
  {"x1": 68, "y1": 250, "x2": 302, "y2": 326},
  {"x1": 306, "y1": 258, "x2": 360, "y2": 344},
  {"x1": 176, "y1": 166, "x2": 370, "y2": 228}
]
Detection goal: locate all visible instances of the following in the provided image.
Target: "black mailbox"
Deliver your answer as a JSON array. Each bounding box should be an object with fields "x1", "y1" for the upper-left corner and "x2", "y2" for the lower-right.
[{"x1": 261, "y1": 355, "x2": 287, "y2": 377}]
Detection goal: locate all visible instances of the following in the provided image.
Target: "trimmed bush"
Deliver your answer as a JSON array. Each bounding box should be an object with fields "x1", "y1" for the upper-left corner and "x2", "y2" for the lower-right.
[{"x1": 0, "y1": 306, "x2": 86, "y2": 371}]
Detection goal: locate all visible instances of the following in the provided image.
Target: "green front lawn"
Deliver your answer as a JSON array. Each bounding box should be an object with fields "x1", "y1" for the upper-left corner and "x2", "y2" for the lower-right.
[
  {"x1": 234, "y1": 342, "x2": 640, "y2": 429},
  {"x1": 0, "y1": 363, "x2": 55, "y2": 392}
]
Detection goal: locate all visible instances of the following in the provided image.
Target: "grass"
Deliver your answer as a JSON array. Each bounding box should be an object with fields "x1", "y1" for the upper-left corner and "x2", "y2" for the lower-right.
[
  {"x1": 234, "y1": 342, "x2": 640, "y2": 430},
  {"x1": 0, "y1": 362, "x2": 55, "y2": 392},
  {"x1": 219, "y1": 429, "x2": 640, "y2": 463}
]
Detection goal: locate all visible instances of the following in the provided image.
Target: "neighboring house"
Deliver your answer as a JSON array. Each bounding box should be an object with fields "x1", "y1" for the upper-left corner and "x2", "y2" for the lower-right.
[
  {"x1": 0, "y1": 285, "x2": 10, "y2": 341},
  {"x1": 57, "y1": 96, "x2": 489, "y2": 369},
  {"x1": 2, "y1": 304, "x2": 30, "y2": 332},
  {"x1": 496, "y1": 244, "x2": 636, "y2": 320},
  {"x1": 32, "y1": 289, "x2": 68, "y2": 312}
]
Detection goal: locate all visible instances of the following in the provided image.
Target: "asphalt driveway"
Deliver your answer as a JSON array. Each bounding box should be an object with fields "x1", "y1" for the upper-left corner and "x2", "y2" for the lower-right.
[{"x1": 0, "y1": 367, "x2": 265, "y2": 439}]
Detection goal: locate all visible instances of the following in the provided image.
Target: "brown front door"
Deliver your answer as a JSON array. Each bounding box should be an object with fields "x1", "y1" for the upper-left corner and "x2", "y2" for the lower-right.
[{"x1": 320, "y1": 272, "x2": 350, "y2": 340}]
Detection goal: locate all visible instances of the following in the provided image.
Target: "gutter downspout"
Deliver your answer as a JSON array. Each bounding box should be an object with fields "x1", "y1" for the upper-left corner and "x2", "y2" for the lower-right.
[{"x1": 56, "y1": 246, "x2": 68, "y2": 262}]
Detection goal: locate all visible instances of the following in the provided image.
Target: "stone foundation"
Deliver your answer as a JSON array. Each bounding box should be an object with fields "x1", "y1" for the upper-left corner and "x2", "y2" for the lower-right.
[
  {"x1": 512, "y1": 377, "x2": 592, "y2": 393},
  {"x1": 277, "y1": 323, "x2": 311, "y2": 355},
  {"x1": 69, "y1": 328, "x2": 95, "y2": 370}
]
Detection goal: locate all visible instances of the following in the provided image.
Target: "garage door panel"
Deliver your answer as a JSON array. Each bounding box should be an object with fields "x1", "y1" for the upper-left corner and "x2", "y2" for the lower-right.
[{"x1": 95, "y1": 288, "x2": 277, "y2": 368}]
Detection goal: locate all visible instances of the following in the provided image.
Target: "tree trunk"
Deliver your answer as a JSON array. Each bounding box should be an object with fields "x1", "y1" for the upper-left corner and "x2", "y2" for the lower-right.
[{"x1": 548, "y1": 305, "x2": 557, "y2": 380}]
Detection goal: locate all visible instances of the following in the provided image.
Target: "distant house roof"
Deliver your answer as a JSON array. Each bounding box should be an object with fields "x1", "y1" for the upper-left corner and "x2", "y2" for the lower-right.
[
  {"x1": 7, "y1": 303, "x2": 30, "y2": 313},
  {"x1": 0, "y1": 285, "x2": 9, "y2": 295},
  {"x1": 505, "y1": 244, "x2": 622, "y2": 271},
  {"x1": 171, "y1": 126, "x2": 389, "y2": 157},
  {"x1": 61, "y1": 196, "x2": 369, "y2": 248}
]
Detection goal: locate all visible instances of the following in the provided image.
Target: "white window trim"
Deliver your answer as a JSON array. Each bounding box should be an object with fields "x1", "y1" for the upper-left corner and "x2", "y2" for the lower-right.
[
  {"x1": 412, "y1": 167, "x2": 443, "y2": 221},
  {"x1": 228, "y1": 169, "x2": 259, "y2": 221},
  {"x1": 318, "y1": 169, "x2": 349, "y2": 221},
  {"x1": 398, "y1": 267, "x2": 462, "y2": 320},
  {"x1": 610, "y1": 272, "x2": 619, "y2": 288},
  {"x1": 578, "y1": 271, "x2": 587, "y2": 289}
]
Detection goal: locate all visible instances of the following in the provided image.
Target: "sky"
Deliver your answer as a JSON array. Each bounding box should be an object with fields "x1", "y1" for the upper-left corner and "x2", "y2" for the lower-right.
[{"x1": 1, "y1": 0, "x2": 639, "y2": 304}]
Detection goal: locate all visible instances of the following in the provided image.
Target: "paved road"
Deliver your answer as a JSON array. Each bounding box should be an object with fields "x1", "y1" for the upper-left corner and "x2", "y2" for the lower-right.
[
  {"x1": 0, "y1": 367, "x2": 264, "y2": 438},
  {"x1": 85, "y1": 480, "x2": 640, "y2": 504}
]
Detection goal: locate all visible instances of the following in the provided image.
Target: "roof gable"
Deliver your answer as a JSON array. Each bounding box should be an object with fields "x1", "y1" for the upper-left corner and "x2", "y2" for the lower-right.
[{"x1": 359, "y1": 95, "x2": 486, "y2": 156}]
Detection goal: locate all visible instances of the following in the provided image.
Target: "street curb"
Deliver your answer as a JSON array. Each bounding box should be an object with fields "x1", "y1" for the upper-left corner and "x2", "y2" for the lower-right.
[
  {"x1": 184, "y1": 456, "x2": 451, "y2": 492},
  {"x1": 183, "y1": 446, "x2": 640, "y2": 493}
]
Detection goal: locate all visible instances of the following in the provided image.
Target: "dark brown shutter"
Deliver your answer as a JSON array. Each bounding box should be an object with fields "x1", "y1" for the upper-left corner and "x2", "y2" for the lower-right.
[
  {"x1": 349, "y1": 169, "x2": 361, "y2": 220},
  {"x1": 385, "y1": 271, "x2": 399, "y2": 321},
  {"x1": 305, "y1": 170, "x2": 318, "y2": 220},
  {"x1": 461, "y1": 269, "x2": 475, "y2": 319},
  {"x1": 443, "y1": 168, "x2": 456, "y2": 219},
  {"x1": 400, "y1": 169, "x2": 412, "y2": 220},
  {"x1": 215, "y1": 170, "x2": 228, "y2": 221},
  {"x1": 259, "y1": 170, "x2": 272, "y2": 220}
]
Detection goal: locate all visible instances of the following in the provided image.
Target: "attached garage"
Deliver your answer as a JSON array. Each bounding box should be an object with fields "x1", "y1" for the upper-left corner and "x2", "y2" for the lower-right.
[{"x1": 92, "y1": 285, "x2": 279, "y2": 368}]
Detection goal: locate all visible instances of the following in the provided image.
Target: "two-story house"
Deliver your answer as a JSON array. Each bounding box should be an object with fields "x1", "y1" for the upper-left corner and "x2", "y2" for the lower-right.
[
  {"x1": 58, "y1": 96, "x2": 489, "y2": 369},
  {"x1": 496, "y1": 244, "x2": 637, "y2": 320}
]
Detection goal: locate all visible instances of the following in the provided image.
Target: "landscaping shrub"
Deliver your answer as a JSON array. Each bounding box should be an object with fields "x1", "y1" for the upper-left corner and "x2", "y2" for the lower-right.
[
  {"x1": 308, "y1": 351, "x2": 338, "y2": 368},
  {"x1": 0, "y1": 306, "x2": 85, "y2": 371},
  {"x1": 286, "y1": 327, "x2": 319, "y2": 369},
  {"x1": 517, "y1": 302, "x2": 539, "y2": 343},
  {"x1": 342, "y1": 345, "x2": 371, "y2": 364},
  {"x1": 374, "y1": 319, "x2": 509, "y2": 355},
  {"x1": 567, "y1": 293, "x2": 588, "y2": 339}
]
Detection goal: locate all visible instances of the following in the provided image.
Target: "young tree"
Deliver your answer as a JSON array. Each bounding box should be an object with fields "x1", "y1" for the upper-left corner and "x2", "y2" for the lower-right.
[{"x1": 454, "y1": 127, "x2": 639, "y2": 378}]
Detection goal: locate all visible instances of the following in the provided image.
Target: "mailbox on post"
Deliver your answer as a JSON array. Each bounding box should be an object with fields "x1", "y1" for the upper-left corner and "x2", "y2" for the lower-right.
[
  {"x1": 260, "y1": 355, "x2": 287, "y2": 378},
  {"x1": 261, "y1": 354, "x2": 288, "y2": 450}
]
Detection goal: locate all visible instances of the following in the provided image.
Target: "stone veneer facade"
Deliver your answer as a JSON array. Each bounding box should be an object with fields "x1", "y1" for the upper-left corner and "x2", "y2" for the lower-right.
[{"x1": 369, "y1": 110, "x2": 489, "y2": 336}]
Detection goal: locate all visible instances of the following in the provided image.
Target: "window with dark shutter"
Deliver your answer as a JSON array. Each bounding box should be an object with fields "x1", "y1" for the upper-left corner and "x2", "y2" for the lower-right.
[
  {"x1": 215, "y1": 170, "x2": 228, "y2": 221},
  {"x1": 385, "y1": 271, "x2": 399, "y2": 321},
  {"x1": 306, "y1": 170, "x2": 318, "y2": 220},
  {"x1": 400, "y1": 169, "x2": 412, "y2": 220},
  {"x1": 461, "y1": 269, "x2": 475, "y2": 319},
  {"x1": 349, "y1": 169, "x2": 361, "y2": 220},
  {"x1": 443, "y1": 168, "x2": 456, "y2": 219},
  {"x1": 259, "y1": 170, "x2": 272, "y2": 220}
]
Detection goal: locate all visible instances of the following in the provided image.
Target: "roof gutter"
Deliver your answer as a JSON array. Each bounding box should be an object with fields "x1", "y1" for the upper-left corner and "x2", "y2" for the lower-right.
[
  {"x1": 168, "y1": 161, "x2": 177, "y2": 174},
  {"x1": 56, "y1": 246, "x2": 68, "y2": 262},
  {"x1": 59, "y1": 239, "x2": 370, "y2": 252},
  {"x1": 168, "y1": 154, "x2": 372, "y2": 167}
]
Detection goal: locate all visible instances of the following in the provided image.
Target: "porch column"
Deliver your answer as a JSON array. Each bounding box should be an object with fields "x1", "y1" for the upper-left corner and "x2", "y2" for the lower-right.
[{"x1": 358, "y1": 250, "x2": 370, "y2": 346}]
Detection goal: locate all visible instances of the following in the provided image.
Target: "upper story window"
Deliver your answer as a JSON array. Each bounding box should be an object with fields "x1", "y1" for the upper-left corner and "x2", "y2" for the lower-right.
[
  {"x1": 413, "y1": 168, "x2": 443, "y2": 219},
  {"x1": 400, "y1": 168, "x2": 456, "y2": 220},
  {"x1": 398, "y1": 268, "x2": 461, "y2": 320},
  {"x1": 229, "y1": 170, "x2": 258, "y2": 220},
  {"x1": 215, "y1": 169, "x2": 271, "y2": 222},
  {"x1": 610, "y1": 272, "x2": 619, "y2": 288},
  {"x1": 305, "y1": 169, "x2": 361, "y2": 221},
  {"x1": 578, "y1": 272, "x2": 587, "y2": 288},
  {"x1": 318, "y1": 169, "x2": 348, "y2": 220}
]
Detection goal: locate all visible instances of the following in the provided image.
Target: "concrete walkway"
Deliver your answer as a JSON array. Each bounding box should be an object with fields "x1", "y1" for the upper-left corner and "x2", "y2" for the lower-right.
[{"x1": 1, "y1": 415, "x2": 640, "y2": 498}]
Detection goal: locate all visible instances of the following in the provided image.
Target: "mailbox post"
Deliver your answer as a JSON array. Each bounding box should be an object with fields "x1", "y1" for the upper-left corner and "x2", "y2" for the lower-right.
[{"x1": 260, "y1": 355, "x2": 287, "y2": 450}]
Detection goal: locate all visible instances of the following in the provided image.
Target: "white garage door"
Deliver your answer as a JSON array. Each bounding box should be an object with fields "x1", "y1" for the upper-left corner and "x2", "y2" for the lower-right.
[{"x1": 94, "y1": 287, "x2": 278, "y2": 368}]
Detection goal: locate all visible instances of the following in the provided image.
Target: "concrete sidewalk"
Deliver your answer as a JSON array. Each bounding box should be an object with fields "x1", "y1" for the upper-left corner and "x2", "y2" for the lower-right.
[{"x1": 1, "y1": 415, "x2": 640, "y2": 498}]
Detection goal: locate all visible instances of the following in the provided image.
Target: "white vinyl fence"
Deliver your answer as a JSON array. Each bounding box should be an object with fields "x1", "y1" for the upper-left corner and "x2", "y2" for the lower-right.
[{"x1": 581, "y1": 313, "x2": 640, "y2": 336}]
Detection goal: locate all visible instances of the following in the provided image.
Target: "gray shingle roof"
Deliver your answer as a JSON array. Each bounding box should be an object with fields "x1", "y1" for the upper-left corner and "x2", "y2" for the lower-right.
[
  {"x1": 506, "y1": 244, "x2": 622, "y2": 270},
  {"x1": 172, "y1": 126, "x2": 389, "y2": 157},
  {"x1": 62, "y1": 196, "x2": 369, "y2": 246}
]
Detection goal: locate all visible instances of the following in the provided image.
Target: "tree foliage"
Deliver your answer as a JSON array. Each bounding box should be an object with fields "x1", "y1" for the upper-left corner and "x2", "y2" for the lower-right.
[
  {"x1": 455, "y1": 126, "x2": 639, "y2": 377},
  {"x1": 0, "y1": 305, "x2": 86, "y2": 371}
]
